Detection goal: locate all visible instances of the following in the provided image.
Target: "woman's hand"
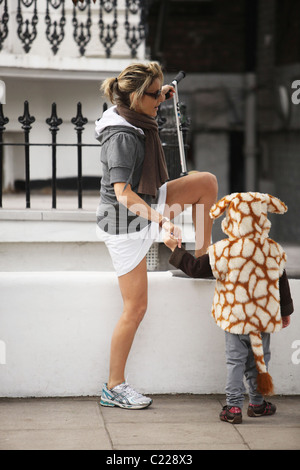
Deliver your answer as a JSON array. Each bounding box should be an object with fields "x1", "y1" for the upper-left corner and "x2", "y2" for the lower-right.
[
  {"x1": 113, "y1": 183, "x2": 182, "y2": 249},
  {"x1": 162, "y1": 220, "x2": 182, "y2": 250},
  {"x1": 162, "y1": 85, "x2": 175, "y2": 101}
]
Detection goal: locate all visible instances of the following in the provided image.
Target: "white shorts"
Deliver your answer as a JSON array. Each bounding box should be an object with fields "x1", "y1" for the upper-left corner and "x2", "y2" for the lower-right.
[{"x1": 96, "y1": 182, "x2": 168, "y2": 277}]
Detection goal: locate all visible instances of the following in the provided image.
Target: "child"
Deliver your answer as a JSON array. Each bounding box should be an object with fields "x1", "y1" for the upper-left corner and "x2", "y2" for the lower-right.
[{"x1": 164, "y1": 192, "x2": 294, "y2": 424}]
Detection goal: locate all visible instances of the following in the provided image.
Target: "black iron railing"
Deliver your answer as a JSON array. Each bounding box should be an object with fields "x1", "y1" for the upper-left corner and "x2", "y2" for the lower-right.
[
  {"x1": 0, "y1": 101, "x2": 99, "y2": 209},
  {"x1": 0, "y1": 100, "x2": 189, "y2": 210},
  {"x1": 0, "y1": 0, "x2": 148, "y2": 59}
]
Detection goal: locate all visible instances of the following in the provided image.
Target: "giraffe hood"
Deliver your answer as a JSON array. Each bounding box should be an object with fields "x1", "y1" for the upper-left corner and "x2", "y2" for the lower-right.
[
  {"x1": 208, "y1": 192, "x2": 287, "y2": 395},
  {"x1": 210, "y1": 192, "x2": 287, "y2": 241}
]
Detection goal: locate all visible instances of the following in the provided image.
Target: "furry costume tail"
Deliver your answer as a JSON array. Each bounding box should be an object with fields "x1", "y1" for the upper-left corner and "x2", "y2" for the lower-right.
[{"x1": 249, "y1": 331, "x2": 274, "y2": 396}]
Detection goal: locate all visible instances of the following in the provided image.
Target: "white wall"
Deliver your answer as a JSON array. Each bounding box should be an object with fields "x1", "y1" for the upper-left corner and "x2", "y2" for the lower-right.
[
  {"x1": 0, "y1": 271, "x2": 299, "y2": 398},
  {"x1": 3, "y1": 0, "x2": 145, "y2": 64},
  {"x1": 0, "y1": 0, "x2": 147, "y2": 189}
]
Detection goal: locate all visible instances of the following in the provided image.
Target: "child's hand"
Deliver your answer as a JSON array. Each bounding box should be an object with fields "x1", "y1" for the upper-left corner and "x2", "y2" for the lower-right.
[
  {"x1": 282, "y1": 316, "x2": 290, "y2": 328},
  {"x1": 164, "y1": 233, "x2": 179, "y2": 252}
]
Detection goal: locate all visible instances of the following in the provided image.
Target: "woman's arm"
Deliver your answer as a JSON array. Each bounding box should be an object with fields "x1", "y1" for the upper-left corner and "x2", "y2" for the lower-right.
[{"x1": 114, "y1": 182, "x2": 182, "y2": 245}]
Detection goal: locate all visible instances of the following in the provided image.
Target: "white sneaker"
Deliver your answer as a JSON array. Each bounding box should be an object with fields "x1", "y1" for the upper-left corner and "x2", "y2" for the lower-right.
[{"x1": 100, "y1": 382, "x2": 153, "y2": 409}]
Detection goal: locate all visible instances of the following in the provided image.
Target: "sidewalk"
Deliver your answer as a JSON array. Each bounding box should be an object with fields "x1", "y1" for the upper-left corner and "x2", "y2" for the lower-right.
[{"x1": 0, "y1": 394, "x2": 299, "y2": 450}]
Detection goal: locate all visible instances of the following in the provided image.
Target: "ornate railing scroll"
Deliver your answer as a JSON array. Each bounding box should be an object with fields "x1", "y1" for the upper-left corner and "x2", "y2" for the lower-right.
[
  {"x1": 0, "y1": 0, "x2": 148, "y2": 58},
  {"x1": 16, "y1": 0, "x2": 38, "y2": 54},
  {"x1": 0, "y1": 0, "x2": 9, "y2": 52},
  {"x1": 99, "y1": 0, "x2": 118, "y2": 58},
  {"x1": 125, "y1": 0, "x2": 146, "y2": 58},
  {"x1": 72, "y1": 0, "x2": 92, "y2": 56},
  {"x1": 45, "y1": 0, "x2": 66, "y2": 55}
]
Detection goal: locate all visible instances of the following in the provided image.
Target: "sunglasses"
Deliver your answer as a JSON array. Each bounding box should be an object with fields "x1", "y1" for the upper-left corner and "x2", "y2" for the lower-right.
[{"x1": 143, "y1": 89, "x2": 162, "y2": 100}]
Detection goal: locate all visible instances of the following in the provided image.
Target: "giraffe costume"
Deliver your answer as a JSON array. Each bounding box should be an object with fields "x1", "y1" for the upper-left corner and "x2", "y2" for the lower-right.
[{"x1": 208, "y1": 192, "x2": 287, "y2": 396}]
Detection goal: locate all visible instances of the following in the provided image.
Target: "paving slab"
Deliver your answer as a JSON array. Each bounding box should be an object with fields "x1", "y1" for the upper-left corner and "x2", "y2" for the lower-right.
[
  {"x1": 0, "y1": 397, "x2": 112, "y2": 450},
  {"x1": 0, "y1": 395, "x2": 299, "y2": 451}
]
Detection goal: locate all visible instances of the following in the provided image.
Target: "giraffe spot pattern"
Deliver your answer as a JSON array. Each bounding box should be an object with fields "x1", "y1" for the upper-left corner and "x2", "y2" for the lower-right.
[
  {"x1": 206, "y1": 192, "x2": 288, "y2": 390},
  {"x1": 208, "y1": 192, "x2": 287, "y2": 339}
]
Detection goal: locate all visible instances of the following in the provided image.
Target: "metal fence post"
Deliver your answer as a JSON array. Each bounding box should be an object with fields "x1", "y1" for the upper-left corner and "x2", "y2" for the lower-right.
[
  {"x1": 46, "y1": 103, "x2": 63, "y2": 209},
  {"x1": 71, "y1": 102, "x2": 88, "y2": 209},
  {"x1": 18, "y1": 101, "x2": 35, "y2": 209},
  {"x1": 0, "y1": 103, "x2": 9, "y2": 208}
]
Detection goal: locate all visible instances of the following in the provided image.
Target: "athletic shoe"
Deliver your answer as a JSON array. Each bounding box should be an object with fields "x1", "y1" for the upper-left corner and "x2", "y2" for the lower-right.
[
  {"x1": 100, "y1": 382, "x2": 153, "y2": 410},
  {"x1": 219, "y1": 405, "x2": 243, "y2": 424},
  {"x1": 247, "y1": 401, "x2": 276, "y2": 417}
]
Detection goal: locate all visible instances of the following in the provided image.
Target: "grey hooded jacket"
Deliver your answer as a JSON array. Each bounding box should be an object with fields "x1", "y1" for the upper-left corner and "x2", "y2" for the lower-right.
[{"x1": 95, "y1": 106, "x2": 159, "y2": 235}]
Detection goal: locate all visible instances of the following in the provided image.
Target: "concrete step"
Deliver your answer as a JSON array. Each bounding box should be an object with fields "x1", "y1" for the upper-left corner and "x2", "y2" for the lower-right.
[{"x1": 0, "y1": 205, "x2": 196, "y2": 272}]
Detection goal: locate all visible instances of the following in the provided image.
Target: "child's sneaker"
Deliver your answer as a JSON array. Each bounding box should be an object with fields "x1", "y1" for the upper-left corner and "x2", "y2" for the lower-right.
[
  {"x1": 219, "y1": 405, "x2": 242, "y2": 424},
  {"x1": 100, "y1": 382, "x2": 153, "y2": 410},
  {"x1": 247, "y1": 401, "x2": 276, "y2": 417}
]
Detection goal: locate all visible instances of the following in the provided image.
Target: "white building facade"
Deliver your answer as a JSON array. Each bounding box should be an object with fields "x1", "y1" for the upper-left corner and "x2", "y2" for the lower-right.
[{"x1": 0, "y1": 0, "x2": 147, "y2": 192}]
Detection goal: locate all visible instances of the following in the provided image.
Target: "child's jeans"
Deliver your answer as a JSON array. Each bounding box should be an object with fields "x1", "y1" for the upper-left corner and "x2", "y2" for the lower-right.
[{"x1": 224, "y1": 331, "x2": 271, "y2": 409}]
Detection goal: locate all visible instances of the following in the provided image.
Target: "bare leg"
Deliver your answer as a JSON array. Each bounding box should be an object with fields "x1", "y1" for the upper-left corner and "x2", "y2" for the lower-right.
[
  {"x1": 165, "y1": 172, "x2": 218, "y2": 257},
  {"x1": 107, "y1": 257, "x2": 148, "y2": 390}
]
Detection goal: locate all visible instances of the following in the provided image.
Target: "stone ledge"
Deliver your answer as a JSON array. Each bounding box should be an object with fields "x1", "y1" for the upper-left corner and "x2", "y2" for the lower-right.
[
  {"x1": 0, "y1": 207, "x2": 195, "y2": 244},
  {"x1": 0, "y1": 209, "x2": 96, "y2": 222}
]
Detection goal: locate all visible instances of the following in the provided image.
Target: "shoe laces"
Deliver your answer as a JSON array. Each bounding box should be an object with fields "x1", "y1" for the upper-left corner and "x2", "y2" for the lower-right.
[{"x1": 115, "y1": 383, "x2": 144, "y2": 399}]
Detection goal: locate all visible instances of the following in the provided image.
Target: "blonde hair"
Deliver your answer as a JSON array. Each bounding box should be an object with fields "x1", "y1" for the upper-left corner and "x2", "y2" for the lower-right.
[{"x1": 101, "y1": 62, "x2": 164, "y2": 109}]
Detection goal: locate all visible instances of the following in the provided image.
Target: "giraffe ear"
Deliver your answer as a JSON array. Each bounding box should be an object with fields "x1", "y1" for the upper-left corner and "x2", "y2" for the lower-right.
[
  {"x1": 210, "y1": 193, "x2": 237, "y2": 220},
  {"x1": 264, "y1": 194, "x2": 287, "y2": 214}
]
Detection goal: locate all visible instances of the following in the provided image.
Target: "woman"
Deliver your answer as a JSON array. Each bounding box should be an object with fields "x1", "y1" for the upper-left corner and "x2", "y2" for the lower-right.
[{"x1": 96, "y1": 62, "x2": 218, "y2": 409}]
